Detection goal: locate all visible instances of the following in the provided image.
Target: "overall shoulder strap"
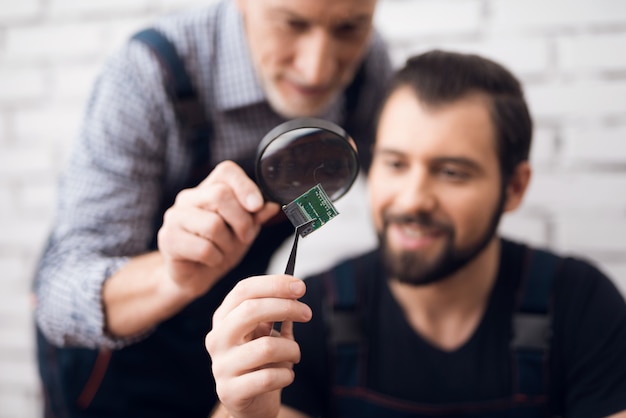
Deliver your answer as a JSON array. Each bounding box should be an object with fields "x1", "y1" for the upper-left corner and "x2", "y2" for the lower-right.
[
  {"x1": 511, "y1": 247, "x2": 561, "y2": 399},
  {"x1": 133, "y1": 28, "x2": 196, "y2": 101},
  {"x1": 343, "y1": 63, "x2": 365, "y2": 118},
  {"x1": 341, "y1": 63, "x2": 371, "y2": 171},
  {"x1": 131, "y1": 28, "x2": 212, "y2": 188},
  {"x1": 325, "y1": 260, "x2": 363, "y2": 346},
  {"x1": 323, "y1": 254, "x2": 376, "y2": 394}
]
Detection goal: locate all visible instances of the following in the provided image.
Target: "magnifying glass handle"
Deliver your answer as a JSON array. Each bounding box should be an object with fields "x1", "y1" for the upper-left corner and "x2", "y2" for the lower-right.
[{"x1": 271, "y1": 219, "x2": 315, "y2": 336}]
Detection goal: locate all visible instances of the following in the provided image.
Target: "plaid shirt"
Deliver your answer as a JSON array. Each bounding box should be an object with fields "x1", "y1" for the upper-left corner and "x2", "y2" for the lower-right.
[{"x1": 33, "y1": 0, "x2": 392, "y2": 348}]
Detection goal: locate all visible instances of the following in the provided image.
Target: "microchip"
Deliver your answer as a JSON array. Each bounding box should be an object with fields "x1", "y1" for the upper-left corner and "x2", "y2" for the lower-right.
[{"x1": 282, "y1": 183, "x2": 339, "y2": 237}]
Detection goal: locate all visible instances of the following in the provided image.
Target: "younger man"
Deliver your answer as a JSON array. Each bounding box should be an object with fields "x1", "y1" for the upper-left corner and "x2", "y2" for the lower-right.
[{"x1": 206, "y1": 50, "x2": 626, "y2": 417}]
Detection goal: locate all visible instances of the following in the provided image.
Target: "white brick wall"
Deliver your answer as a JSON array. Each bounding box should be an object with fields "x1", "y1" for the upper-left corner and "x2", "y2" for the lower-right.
[
  {"x1": 0, "y1": 0, "x2": 40, "y2": 21},
  {"x1": 1, "y1": 0, "x2": 626, "y2": 416},
  {"x1": 501, "y1": 0, "x2": 626, "y2": 28}
]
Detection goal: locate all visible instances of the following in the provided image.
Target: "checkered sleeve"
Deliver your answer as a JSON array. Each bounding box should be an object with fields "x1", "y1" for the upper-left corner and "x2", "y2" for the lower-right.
[{"x1": 34, "y1": 41, "x2": 176, "y2": 349}]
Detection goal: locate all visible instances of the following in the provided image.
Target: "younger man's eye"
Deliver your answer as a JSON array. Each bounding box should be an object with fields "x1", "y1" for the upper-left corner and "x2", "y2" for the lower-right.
[{"x1": 439, "y1": 167, "x2": 469, "y2": 180}]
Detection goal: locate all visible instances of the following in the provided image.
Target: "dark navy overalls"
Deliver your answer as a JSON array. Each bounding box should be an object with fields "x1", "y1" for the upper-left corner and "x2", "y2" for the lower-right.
[{"x1": 321, "y1": 248, "x2": 561, "y2": 418}]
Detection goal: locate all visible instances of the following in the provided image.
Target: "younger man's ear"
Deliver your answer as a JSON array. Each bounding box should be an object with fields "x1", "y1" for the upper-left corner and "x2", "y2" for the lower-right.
[{"x1": 503, "y1": 161, "x2": 531, "y2": 213}]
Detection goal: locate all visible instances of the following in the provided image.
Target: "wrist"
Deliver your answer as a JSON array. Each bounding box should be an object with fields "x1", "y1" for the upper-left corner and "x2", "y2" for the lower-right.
[{"x1": 155, "y1": 263, "x2": 199, "y2": 315}]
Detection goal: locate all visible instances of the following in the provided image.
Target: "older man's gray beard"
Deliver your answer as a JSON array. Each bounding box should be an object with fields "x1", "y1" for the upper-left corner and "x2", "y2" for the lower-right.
[
  {"x1": 261, "y1": 74, "x2": 344, "y2": 119},
  {"x1": 379, "y1": 195, "x2": 505, "y2": 286}
]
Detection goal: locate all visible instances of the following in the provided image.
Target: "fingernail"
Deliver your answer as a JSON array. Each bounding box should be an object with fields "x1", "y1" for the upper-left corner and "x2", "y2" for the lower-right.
[
  {"x1": 246, "y1": 194, "x2": 262, "y2": 210},
  {"x1": 289, "y1": 280, "x2": 305, "y2": 295}
]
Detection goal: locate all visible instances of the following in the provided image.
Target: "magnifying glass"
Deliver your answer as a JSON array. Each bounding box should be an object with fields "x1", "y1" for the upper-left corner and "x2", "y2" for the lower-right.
[
  {"x1": 256, "y1": 117, "x2": 359, "y2": 205},
  {"x1": 255, "y1": 118, "x2": 360, "y2": 275}
]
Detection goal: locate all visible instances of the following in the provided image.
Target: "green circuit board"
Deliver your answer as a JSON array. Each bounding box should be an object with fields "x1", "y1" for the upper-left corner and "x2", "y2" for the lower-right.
[{"x1": 282, "y1": 183, "x2": 339, "y2": 237}]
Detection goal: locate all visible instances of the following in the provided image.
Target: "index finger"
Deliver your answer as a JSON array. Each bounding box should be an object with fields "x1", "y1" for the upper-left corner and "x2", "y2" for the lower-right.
[
  {"x1": 213, "y1": 275, "x2": 306, "y2": 323},
  {"x1": 201, "y1": 160, "x2": 265, "y2": 213}
]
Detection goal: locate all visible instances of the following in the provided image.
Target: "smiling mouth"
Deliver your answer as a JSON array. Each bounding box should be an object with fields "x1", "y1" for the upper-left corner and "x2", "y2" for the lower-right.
[
  {"x1": 384, "y1": 214, "x2": 450, "y2": 250},
  {"x1": 397, "y1": 222, "x2": 440, "y2": 238},
  {"x1": 394, "y1": 221, "x2": 444, "y2": 240}
]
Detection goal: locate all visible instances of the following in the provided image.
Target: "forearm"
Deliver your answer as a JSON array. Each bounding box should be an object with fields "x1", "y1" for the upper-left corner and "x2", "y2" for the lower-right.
[
  {"x1": 102, "y1": 251, "x2": 195, "y2": 338},
  {"x1": 35, "y1": 40, "x2": 182, "y2": 348}
]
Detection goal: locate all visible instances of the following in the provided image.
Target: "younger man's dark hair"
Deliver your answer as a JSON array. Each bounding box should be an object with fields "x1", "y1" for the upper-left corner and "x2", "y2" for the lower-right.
[{"x1": 385, "y1": 50, "x2": 533, "y2": 182}]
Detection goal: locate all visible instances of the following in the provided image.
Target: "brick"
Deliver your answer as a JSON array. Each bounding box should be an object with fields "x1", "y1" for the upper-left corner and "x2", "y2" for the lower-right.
[
  {"x1": 0, "y1": 336, "x2": 35, "y2": 364},
  {"x1": 435, "y1": 37, "x2": 550, "y2": 76},
  {"x1": 0, "y1": 113, "x2": 6, "y2": 142},
  {"x1": 602, "y1": 263, "x2": 626, "y2": 297},
  {"x1": 0, "y1": 258, "x2": 26, "y2": 285},
  {"x1": 0, "y1": 391, "x2": 41, "y2": 418},
  {"x1": 51, "y1": 62, "x2": 102, "y2": 102},
  {"x1": 0, "y1": 321, "x2": 36, "y2": 352},
  {"x1": 558, "y1": 33, "x2": 626, "y2": 73},
  {"x1": 553, "y1": 215, "x2": 626, "y2": 253},
  {"x1": 158, "y1": 0, "x2": 218, "y2": 13},
  {"x1": 0, "y1": 0, "x2": 40, "y2": 22},
  {"x1": 530, "y1": 127, "x2": 557, "y2": 166},
  {"x1": 99, "y1": 16, "x2": 157, "y2": 57},
  {"x1": 0, "y1": 187, "x2": 14, "y2": 215},
  {"x1": 491, "y1": 0, "x2": 626, "y2": 30},
  {"x1": 0, "y1": 217, "x2": 52, "y2": 249},
  {"x1": 17, "y1": 181, "x2": 58, "y2": 214},
  {"x1": 0, "y1": 146, "x2": 56, "y2": 180},
  {"x1": 526, "y1": 80, "x2": 626, "y2": 120},
  {"x1": 499, "y1": 214, "x2": 549, "y2": 247},
  {"x1": 0, "y1": 358, "x2": 40, "y2": 393},
  {"x1": 561, "y1": 125, "x2": 626, "y2": 166},
  {"x1": 375, "y1": 0, "x2": 482, "y2": 41},
  {"x1": 0, "y1": 294, "x2": 32, "y2": 320},
  {"x1": 14, "y1": 105, "x2": 82, "y2": 145},
  {"x1": 5, "y1": 22, "x2": 105, "y2": 61},
  {"x1": 522, "y1": 172, "x2": 626, "y2": 213},
  {"x1": 0, "y1": 68, "x2": 47, "y2": 103},
  {"x1": 49, "y1": 0, "x2": 152, "y2": 18}
]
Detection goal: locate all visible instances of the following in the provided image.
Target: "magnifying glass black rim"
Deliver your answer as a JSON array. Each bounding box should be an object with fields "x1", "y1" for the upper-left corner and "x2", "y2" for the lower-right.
[{"x1": 255, "y1": 117, "x2": 359, "y2": 205}]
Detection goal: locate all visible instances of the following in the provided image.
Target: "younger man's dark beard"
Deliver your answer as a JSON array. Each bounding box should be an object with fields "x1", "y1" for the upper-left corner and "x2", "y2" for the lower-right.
[{"x1": 379, "y1": 189, "x2": 506, "y2": 286}]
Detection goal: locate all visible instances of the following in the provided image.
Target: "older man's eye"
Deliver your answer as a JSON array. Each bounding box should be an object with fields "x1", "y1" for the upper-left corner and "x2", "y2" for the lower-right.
[
  {"x1": 381, "y1": 158, "x2": 406, "y2": 171},
  {"x1": 334, "y1": 22, "x2": 367, "y2": 39},
  {"x1": 287, "y1": 19, "x2": 309, "y2": 32}
]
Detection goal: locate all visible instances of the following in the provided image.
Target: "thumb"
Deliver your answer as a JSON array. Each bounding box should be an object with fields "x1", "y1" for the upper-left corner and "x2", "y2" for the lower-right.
[{"x1": 255, "y1": 202, "x2": 282, "y2": 225}]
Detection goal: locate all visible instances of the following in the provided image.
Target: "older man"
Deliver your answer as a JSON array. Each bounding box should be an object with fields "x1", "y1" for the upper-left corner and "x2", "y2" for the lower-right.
[{"x1": 33, "y1": 0, "x2": 391, "y2": 416}]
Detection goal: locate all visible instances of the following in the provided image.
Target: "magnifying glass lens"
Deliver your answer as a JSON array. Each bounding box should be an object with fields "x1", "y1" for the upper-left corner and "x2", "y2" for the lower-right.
[{"x1": 255, "y1": 119, "x2": 359, "y2": 205}]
